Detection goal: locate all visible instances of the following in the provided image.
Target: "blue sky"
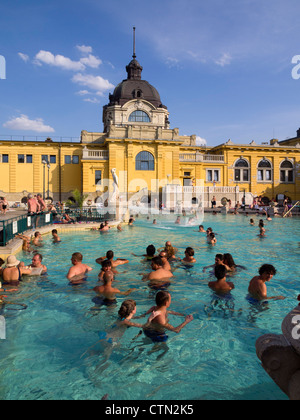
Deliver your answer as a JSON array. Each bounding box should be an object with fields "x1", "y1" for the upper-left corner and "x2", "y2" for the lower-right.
[{"x1": 1, "y1": 0, "x2": 300, "y2": 146}]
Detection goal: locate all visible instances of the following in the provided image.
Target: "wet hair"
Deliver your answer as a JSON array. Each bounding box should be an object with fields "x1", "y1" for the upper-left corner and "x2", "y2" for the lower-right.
[
  {"x1": 151, "y1": 256, "x2": 163, "y2": 267},
  {"x1": 259, "y1": 220, "x2": 264, "y2": 227},
  {"x1": 72, "y1": 252, "x2": 82, "y2": 262},
  {"x1": 103, "y1": 271, "x2": 114, "y2": 284},
  {"x1": 101, "y1": 260, "x2": 112, "y2": 269},
  {"x1": 52, "y1": 229, "x2": 58, "y2": 234},
  {"x1": 165, "y1": 244, "x2": 175, "y2": 258},
  {"x1": 34, "y1": 253, "x2": 43, "y2": 262},
  {"x1": 223, "y1": 253, "x2": 235, "y2": 267},
  {"x1": 34, "y1": 231, "x2": 40, "y2": 237},
  {"x1": 106, "y1": 250, "x2": 114, "y2": 260},
  {"x1": 118, "y1": 299, "x2": 136, "y2": 319},
  {"x1": 258, "y1": 264, "x2": 276, "y2": 276},
  {"x1": 146, "y1": 244, "x2": 156, "y2": 257},
  {"x1": 155, "y1": 291, "x2": 170, "y2": 306},
  {"x1": 215, "y1": 264, "x2": 227, "y2": 280},
  {"x1": 215, "y1": 254, "x2": 224, "y2": 261},
  {"x1": 185, "y1": 247, "x2": 194, "y2": 257}
]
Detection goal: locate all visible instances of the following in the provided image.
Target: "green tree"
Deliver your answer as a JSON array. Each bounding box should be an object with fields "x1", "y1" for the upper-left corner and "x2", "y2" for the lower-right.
[{"x1": 66, "y1": 189, "x2": 88, "y2": 209}]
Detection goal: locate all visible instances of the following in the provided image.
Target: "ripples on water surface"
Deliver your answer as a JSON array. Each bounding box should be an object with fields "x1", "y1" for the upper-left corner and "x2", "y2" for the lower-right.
[{"x1": 0, "y1": 213, "x2": 299, "y2": 400}]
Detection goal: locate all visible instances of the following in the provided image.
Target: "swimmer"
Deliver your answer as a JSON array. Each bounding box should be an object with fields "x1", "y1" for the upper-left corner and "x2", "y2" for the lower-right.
[
  {"x1": 223, "y1": 253, "x2": 237, "y2": 273},
  {"x1": 159, "y1": 241, "x2": 178, "y2": 261},
  {"x1": 208, "y1": 264, "x2": 234, "y2": 295},
  {"x1": 158, "y1": 251, "x2": 172, "y2": 271},
  {"x1": 29, "y1": 253, "x2": 47, "y2": 274},
  {"x1": 207, "y1": 232, "x2": 217, "y2": 245},
  {"x1": 175, "y1": 216, "x2": 181, "y2": 224},
  {"x1": 99, "y1": 220, "x2": 110, "y2": 231},
  {"x1": 203, "y1": 254, "x2": 224, "y2": 273},
  {"x1": 32, "y1": 231, "x2": 43, "y2": 247},
  {"x1": 249, "y1": 219, "x2": 255, "y2": 225},
  {"x1": 197, "y1": 225, "x2": 206, "y2": 233},
  {"x1": 2, "y1": 255, "x2": 32, "y2": 286},
  {"x1": 143, "y1": 256, "x2": 174, "y2": 282},
  {"x1": 97, "y1": 260, "x2": 116, "y2": 282},
  {"x1": 128, "y1": 218, "x2": 134, "y2": 226},
  {"x1": 132, "y1": 244, "x2": 156, "y2": 261},
  {"x1": 248, "y1": 264, "x2": 285, "y2": 301},
  {"x1": 96, "y1": 250, "x2": 129, "y2": 268},
  {"x1": 51, "y1": 229, "x2": 61, "y2": 243},
  {"x1": 66, "y1": 252, "x2": 92, "y2": 284},
  {"x1": 143, "y1": 291, "x2": 193, "y2": 342},
  {"x1": 181, "y1": 247, "x2": 196, "y2": 264},
  {"x1": 93, "y1": 271, "x2": 136, "y2": 304},
  {"x1": 117, "y1": 224, "x2": 123, "y2": 232}
]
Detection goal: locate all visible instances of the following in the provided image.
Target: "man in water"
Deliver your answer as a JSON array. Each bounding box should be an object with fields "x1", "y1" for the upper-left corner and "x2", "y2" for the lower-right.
[
  {"x1": 143, "y1": 256, "x2": 173, "y2": 282},
  {"x1": 208, "y1": 264, "x2": 234, "y2": 295},
  {"x1": 30, "y1": 253, "x2": 47, "y2": 275},
  {"x1": 143, "y1": 291, "x2": 193, "y2": 342},
  {"x1": 66, "y1": 252, "x2": 92, "y2": 284},
  {"x1": 248, "y1": 264, "x2": 285, "y2": 301}
]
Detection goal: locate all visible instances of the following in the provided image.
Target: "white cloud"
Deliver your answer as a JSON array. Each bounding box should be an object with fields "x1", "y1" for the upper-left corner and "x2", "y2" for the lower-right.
[
  {"x1": 18, "y1": 52, "x2": 29, "y2": 62},
  {"x1": 72, "y1": 73, "x2": 114, "y2": 95},
  {"x1": 214, "y1": 53, "x2": 232, "y2": 67},
  {"x1": 83, "y1": 98, "x2": 100, "y2": 103},
  {"x1": 3, "y1": 114, "x2": 55, "y2": 133},
  {"x1": 80, "y1": 54, "x2": 102, "y2": 69},
  {"x1": 195, "y1": 136, "x2": 207, "y2": 146},
  {"x1": 35, "y1": 50, "x2": 85, "y2": 71},
  {"x1": 76, "y1": 45, "x2": 93, "y2": 54},
  {"x1": 76, "y1": 90, "x2": 91, "y2": 96}
]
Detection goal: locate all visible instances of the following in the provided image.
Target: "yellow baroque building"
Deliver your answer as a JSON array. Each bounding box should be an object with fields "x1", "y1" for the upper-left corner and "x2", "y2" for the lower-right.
[{"x1": 0, "y1": 52, "x2": 299, "y2": 207}]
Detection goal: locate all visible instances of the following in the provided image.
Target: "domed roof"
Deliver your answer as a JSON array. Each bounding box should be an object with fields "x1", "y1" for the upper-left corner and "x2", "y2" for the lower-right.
[{"x1": 107, "y1": 56, "x2": 167, "y2": 109}]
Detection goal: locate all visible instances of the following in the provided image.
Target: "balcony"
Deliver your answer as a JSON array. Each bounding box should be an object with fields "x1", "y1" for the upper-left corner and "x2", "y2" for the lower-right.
[
  {"x1": 82, "y1": 147, "x2": 109, "y2": 160},
  {"x1": 179, "y1": 153, "x2": 225, "y2": 163}
]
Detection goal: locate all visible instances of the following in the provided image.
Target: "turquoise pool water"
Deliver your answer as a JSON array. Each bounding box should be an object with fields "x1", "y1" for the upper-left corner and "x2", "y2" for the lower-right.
[{"x1": 0, "y1": 213, "x2": 299, "y2": 400}]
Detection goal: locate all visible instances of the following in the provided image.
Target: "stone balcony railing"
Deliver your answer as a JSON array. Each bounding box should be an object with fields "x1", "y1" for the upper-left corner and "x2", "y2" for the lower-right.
[
  {"x1": 179, "y1": 153, "x2": 225, "y2": 163},
  {"x1": 82, "y1": 147, "x2": 109, "y2": 160}
]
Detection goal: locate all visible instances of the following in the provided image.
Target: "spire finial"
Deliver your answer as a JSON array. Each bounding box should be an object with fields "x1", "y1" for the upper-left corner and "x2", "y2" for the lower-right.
[{"x1": 133, "y1": 26, "x2": 136, "y2": 59}]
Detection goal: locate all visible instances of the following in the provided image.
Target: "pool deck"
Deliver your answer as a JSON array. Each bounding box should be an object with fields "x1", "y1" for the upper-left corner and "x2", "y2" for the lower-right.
[{"x1": 0, "y1": 206, "x2": 298, "y2": 260}]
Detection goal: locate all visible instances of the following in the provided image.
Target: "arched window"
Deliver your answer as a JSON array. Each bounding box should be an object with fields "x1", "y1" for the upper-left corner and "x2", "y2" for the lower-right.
[
  {"x1": 280, "y1": 160, "x2": 294, "y2": 183},
  {"x1": 129, "y1": 110, "x2": 150, "y2": 123},
  {"x1": 135, "y1": 151, "x2": 155, "y2": 171},
  {"x1": 234, "y1": 158, "x2": 250, "y2": 182},
  {"x1": 257, "y1": 159, "x2": 272, "y2": 182}
]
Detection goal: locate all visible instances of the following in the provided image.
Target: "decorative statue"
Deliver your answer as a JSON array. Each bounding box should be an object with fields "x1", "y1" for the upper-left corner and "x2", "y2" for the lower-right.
[{"x1": 110, "y1": 168, "x2": 119, "y2": 202}]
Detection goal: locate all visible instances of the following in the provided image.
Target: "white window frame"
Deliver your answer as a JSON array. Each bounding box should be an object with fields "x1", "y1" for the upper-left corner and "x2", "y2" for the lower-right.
[{"x1": 206, "y1": 168, "x2": 220, "y2": 183}]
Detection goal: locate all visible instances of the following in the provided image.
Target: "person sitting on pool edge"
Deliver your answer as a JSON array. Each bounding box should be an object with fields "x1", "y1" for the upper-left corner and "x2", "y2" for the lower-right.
[
  {"x1": 143, "y1": 291, "x2": 194, "y2": 342},
  {"x1": 208, "y1": 264, "x2": 235, "y2": 295},
  {"x1": 93, "y1": 271, "x2": 136, "y2": 305},
  {"x1": 66, "y1": 252, "x2": 92, "y2": 285}
]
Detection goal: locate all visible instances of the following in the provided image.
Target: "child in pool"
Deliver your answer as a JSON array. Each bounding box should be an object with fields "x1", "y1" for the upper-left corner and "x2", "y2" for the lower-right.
[{"x1": 142, "y1": 291, "x2": 193, "y2": 342}]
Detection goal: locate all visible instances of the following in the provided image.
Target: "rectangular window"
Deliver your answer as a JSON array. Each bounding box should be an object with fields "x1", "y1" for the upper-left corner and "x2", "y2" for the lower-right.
[
  {"x1": 257, "y1": 170, "x2": 263, "y2": 181},
  {"x1": 50, "y1": 155, "x2": 56, "y2": 164},
  {"x1": 65, "y1": 155, "x2": 71, "y2": 164},
  {"x1": 26, "y1": 155, "x2": 33, "y2": 163},
  {"x1": 95, "y1": 170, "x2": 102, "y2": 185},
  {"x1": 207, "y1": 169, "x2": 220, "y2": 183},
  {"x1": 280, "y1": 170, "x2": 286, "y2": 182},
  {"x1": 243, "y1": 169, "x2": 249, "y2": 181},
  {"x1": 72, "y1": 155, "x2": 79, "y2": 164},
  {"x1": 234, "y1": 169, "x2": 241, "y2": 181},
  {"x1": 288, "y1": 171, "x2": 294, "y2": 182},
  {"x1": 184, "y1": 172, "x2": 191, "y2": 177},
  {"x1": 42, "y1": 155, "x2": 49, "y2": 163},
  {"x1": 18, "y1": 154, "x2": 25, "y2": 163},
  {"x1": 2, "y1": 154, "x2": 8, "y2": 163},
  {"x1": 265, "y1": 170, "x2": 271, "y2": 181}
]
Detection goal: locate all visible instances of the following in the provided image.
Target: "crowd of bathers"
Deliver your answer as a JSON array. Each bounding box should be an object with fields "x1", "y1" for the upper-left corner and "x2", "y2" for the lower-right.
[{"x1": 0, "y1": 211, "x2": 286, "y2": 343}]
